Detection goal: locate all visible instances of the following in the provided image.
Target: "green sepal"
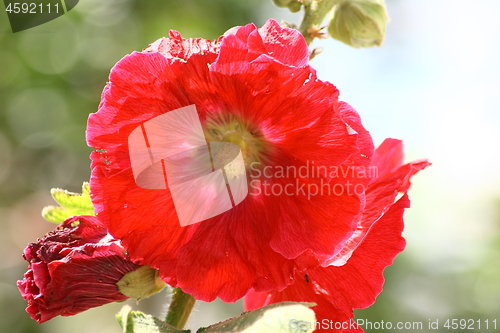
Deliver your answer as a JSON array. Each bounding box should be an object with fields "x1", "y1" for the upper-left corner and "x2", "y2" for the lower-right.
[
  {"x1": 197, "y1": 302, "x2": 316, "y2": 333},
  {"x1": 41, "y1": 182, "x2": 95, "y2": 223},
  {"x1": 117, "y1": 305, "x2": 191, "y2": 333},
  {"x1": 117, "y1": 266, "x2": 167, "y2": 300}
]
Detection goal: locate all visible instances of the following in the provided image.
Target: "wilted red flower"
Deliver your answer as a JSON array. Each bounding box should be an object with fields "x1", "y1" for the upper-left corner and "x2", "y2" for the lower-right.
[
  {"x1": 244, "y1": 139, "x2": 430, "y2": 332},
  {"x1": 17, "y1": 215, "x2": 140, "y2": 323},
  {"x1": 86, "y1": 19, "x2": 393, "y2": 302}
]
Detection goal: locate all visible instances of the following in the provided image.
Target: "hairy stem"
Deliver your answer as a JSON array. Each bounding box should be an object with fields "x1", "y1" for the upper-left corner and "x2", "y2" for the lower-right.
[
  {"x1": 299, "y1": 0, "x2": 338, "y2": 45},
  {"x1": 165, "y1": 288, "x2": 196, "y2": 329}
]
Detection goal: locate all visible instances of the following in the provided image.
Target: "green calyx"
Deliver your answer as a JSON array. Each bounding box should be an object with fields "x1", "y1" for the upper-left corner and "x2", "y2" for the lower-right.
[{"x1": 117, "y1": 266, "x2": 166, "y2": 300}]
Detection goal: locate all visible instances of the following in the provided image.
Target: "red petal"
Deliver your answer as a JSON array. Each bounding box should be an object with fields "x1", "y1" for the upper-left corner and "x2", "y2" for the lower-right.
[
  {"x1": 89, "y1": 166, "x2": 195, "y2": 286},
  {"x1": 23, "y1": 215, "x2": 108, "y2": 263},
  {"x1": 244, "y1": 195, "x2": 410, "y2": 332},
  {"x1": 328, "y1": 134, "x2": 431, "y2": 266},
  {"x1": 175, "y1": 209, "x2": 293, "y2": 302},
  {"x1": 370, "y1": 138, "x2": 404, "y2": 178},
  {"x1": 339, "y1": 102, "x2": 374, "y2": 168},
  {"x1": 144, "y1": 30, "x2": 220, "y2": 60},
  {"x1": 214, "y1": 19, "x2": 309, "y2": 74},
  {"x1": 256, "y1": 19, "x2": 310, "y2": 67},
  {"x1": 244, "y1": 288, "x2": 271, "y2": 311}
]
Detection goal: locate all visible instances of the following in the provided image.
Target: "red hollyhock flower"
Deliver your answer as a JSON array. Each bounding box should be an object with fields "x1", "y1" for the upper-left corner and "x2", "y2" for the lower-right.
[
  {"x1": 17, "y1": 215, "x2": 140, "y2": 323},
  {"x1": 244, "y1": 139, "x2": 430, "y2": 332},
  {"x1": 87, "y1": 19, "x2": 377, "y2": 302}
]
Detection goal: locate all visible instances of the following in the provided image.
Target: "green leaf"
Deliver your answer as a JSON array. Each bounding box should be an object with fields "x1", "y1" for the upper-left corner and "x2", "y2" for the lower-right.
[
  {"x1": 197, "y1": 302, "x2": 316, "y2": 333},
  {"x1": 117, "y1": 305, "x2": 135, "y2": 333},
  {"x1": 117, "y1": 305, "x2": 190, "y2": 333},
  {"x1": 41, "y1": 182, "x2": 95, "y2": 223}
]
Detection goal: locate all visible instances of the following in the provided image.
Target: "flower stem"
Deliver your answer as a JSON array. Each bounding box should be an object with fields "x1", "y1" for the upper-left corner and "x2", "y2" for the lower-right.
[
  {"x1": 165, "y1": 288, "x2": 196, "y2": 329},
  {"x1": 299, "y1": 0, "x2": 339, "y2": 45}
]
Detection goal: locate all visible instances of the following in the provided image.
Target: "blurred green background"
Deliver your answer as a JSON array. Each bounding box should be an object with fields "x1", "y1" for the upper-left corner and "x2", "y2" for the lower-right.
[{"x1": 1, "y1": 0, "x2": 499, "y2": 332}]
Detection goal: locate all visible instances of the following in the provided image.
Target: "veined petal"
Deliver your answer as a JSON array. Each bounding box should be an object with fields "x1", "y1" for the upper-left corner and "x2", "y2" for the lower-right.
[{"x1": 245, "y1": 195, "x2": 410, "y2": 332}]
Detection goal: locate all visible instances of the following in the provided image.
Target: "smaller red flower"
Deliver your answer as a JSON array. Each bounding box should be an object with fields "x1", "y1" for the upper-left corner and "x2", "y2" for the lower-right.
[
  {"x1": 244, "y1": 139, "x2": 430, "y2": 332},
  {"x1": 17, "y1": 215, "x2": 140, "y2": 323}
]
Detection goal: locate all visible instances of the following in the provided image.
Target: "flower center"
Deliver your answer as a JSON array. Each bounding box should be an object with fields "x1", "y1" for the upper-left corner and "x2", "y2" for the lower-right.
[{"x1": 204, "y1": 114, "x2": 268, "y2": 171}]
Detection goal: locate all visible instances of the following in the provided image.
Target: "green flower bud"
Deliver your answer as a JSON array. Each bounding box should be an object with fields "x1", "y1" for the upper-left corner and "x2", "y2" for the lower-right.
[
  {"x1": 272, "y1": 0, "x2": 293, "y2": 8},
  {"x1": 272, "y1": 0, "x2": 302, "y2": 13},
  {"x1": 116, "y1": 265, "x2": 166, "y2": 300},
  {"x1": 328, "y1": 0, "x2": 388, "y2": 48},
  {"x1": 287, "y1": 0, "x2": 303, "y2": 13}
]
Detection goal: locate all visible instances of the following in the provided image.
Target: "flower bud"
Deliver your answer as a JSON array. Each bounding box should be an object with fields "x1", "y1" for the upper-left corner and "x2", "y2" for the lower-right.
[
  {"x1": 328, "y1": 0, "x2": 388, "y2": 48},
  {"x1": 271, "y1": 0, "x2": 293, "y2": 8},
  {"x1": 16, "y1": 215, "x2": 164, "y2": 323},
  {"x1": 287, "y1": 1, "x2": 302, "y2": 13},
  {"x1": 272, "y1": 0, "x2": 302, "y2": 13}
]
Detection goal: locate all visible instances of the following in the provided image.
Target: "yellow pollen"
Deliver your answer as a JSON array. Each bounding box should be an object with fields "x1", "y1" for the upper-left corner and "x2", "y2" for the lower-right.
[
  {"x1": 223, "y1": 133, "x2": 247, "y2": 152},
  {"x1": 204, "y1": 113, "x2": 268, "y2": 171}
]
